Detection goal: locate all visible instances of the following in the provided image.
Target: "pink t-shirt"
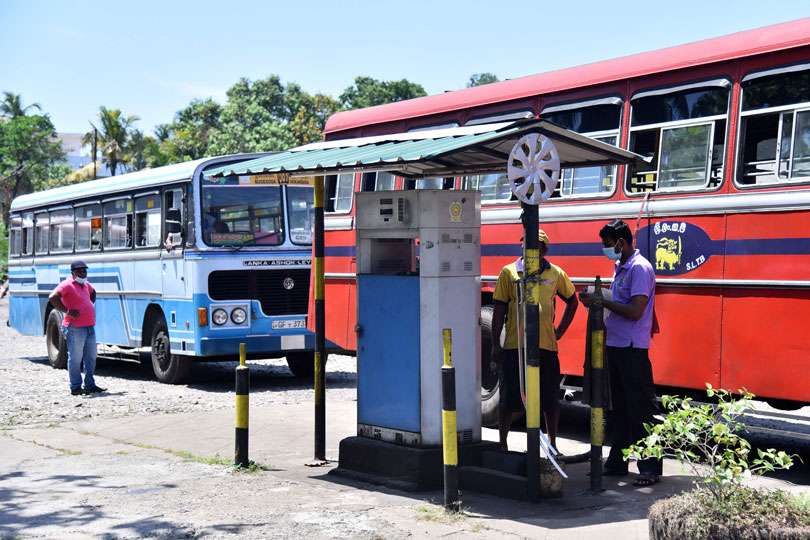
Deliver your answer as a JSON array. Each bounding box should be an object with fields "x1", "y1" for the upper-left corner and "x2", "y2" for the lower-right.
[{"x1": 55, "y1": 277, "x2": 96, "y2": 327}]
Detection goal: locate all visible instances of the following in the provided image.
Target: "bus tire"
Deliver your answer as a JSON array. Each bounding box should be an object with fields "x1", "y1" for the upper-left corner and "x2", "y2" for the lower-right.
[
  {"x1": 45, "y1": 309, "x2": 68, "y2": 369},
  {"x1": 480, "y1": 305, "x2": 501, "y2": 428},
  {"x1": 150, "y1": 317, "x2": 191, "y2": 384},
  {"x1": 286, "y1": 352, "x2": 315, "y2": 379}
]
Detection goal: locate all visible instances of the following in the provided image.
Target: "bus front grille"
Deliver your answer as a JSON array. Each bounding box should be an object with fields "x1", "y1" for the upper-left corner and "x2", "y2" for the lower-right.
[{"x1": 208, "y1": 269, "x2": 310, "y2": 316}]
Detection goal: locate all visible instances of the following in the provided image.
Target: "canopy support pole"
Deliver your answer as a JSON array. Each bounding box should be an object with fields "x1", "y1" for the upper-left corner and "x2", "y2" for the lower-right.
[
  {"x1": 521, "y1": 201, "x2": 542, "y2": 502},
  {"x1": 313, "y1": 175, "x2": 327, "y2": 464}
]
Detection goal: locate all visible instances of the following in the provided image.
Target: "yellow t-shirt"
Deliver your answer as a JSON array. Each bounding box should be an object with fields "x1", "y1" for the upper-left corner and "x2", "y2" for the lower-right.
[{"x1": 492, "y1": 259, "x2": 576, "y2": 352}]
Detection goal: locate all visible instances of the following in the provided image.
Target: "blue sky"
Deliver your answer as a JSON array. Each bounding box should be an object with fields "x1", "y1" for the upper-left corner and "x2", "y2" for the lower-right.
[{"x1": 2, "y1": 1, "x2": 809, "y2": 135}]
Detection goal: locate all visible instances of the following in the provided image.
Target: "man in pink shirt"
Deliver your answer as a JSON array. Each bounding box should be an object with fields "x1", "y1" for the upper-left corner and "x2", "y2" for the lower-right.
[{"x1": 49, "y1": 261, "x2": 105, "y2": 396}]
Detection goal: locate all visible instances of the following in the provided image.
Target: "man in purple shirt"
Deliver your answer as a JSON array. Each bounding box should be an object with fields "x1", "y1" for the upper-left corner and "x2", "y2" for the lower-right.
[{"x1": 580, "y1": 219, "x2": 662, "y2": 486}]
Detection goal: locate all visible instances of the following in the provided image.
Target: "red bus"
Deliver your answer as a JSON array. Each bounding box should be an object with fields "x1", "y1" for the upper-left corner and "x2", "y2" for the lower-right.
[{"x1": 315, "y1": 18, "x2": 810, "y2": 412}]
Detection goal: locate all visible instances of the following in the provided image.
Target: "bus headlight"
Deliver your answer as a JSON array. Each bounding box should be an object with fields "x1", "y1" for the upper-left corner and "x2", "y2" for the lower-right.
[
  {"x1": 212, "y1": 308, "x2": 228, "y2": 326},
  {"x1": 230, "y1": 307, "x2": 247, "y2": 325}
]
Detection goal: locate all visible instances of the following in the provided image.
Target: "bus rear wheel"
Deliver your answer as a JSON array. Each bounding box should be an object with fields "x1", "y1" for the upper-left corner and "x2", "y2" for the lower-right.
[
  {"x1": 150, "y1": 317, "x2": 191, "y2": 384},
  {"x1": 45, "y1": 310, "x2": 68, "y2": 369},
  {"x1": 286, "y1": 352, "x2": 315, "y2": 379},
  {"x1": 480, "y1": 305, "x2": 501, "y2": 428}
]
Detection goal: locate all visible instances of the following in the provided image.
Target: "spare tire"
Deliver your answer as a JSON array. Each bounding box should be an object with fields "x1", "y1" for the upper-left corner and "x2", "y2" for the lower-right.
[{"x1": 480, "y1": 305, "x2": 500, "y2": 428}]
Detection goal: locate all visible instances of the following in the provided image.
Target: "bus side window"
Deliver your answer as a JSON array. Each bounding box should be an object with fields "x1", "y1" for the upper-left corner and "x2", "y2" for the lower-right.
[
  {"x1": 361, "y1": 171, "x2": 395, "y2": 192},
  {"x1": 404, "y1": 177, "x2": 454, "y2": 190},
  {"x1": 103, "y1": 199, "x2": 133, "y2": 249},
  {"x1": 325, "y1": 173, "x2": 354, "y2": 213},
  {"x1": 21, "y1": 213, "x2": 34, "y2": 256},
  {"x1": 135, "y1": 194, "x2": 161, "y2": 248},
  {"x1": 542, "y1": 103, "x2": 622, "y2": 198},
  {"x1": 626, "y1": 84, "x2": 729, "y2": 193},
  {"x1": 35, "y1": 212, "x2": 49, "y2": 255},
  {"x1": 163, "y1": 189, "x2": 184, "y2": 249},
  {"x1": 49, "y1": 209, "x2": 75, "y2": 254},
  {"x1": 8, "y1": 214, "x2": 22, "y2": 257},
  {"x1": 737, "y1": 68, "x2": 810, "y2": 185},
  {"x1": 75, "y1": 204, "x2": 102, "y2": 252},
  {"x1": 461, "y1": 174, "x2": 513, "y2": 203}
]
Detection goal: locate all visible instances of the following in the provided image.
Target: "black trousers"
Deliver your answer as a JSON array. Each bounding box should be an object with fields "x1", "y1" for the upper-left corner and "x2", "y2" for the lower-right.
[{"x1": 605, "y1": 346, "x2": 662, "y2": 476}]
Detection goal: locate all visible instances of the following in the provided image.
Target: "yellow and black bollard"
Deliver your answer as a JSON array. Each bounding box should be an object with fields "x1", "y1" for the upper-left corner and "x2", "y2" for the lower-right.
[
  {"x1": 313, "y1": 175, "x2": 327, "y2": 463},
  {"x1": 588, "y1": 277, "x2": 606, "y2": 491},
  {"x1": 235, "y1": 342, "x2": 250, "y2": 468},
  {"x1": 521, "y1": 202, "x2": 542, "y2": 503},
  {"x1": 441, "y1": 328, "x2": 460, "y2": 512}
]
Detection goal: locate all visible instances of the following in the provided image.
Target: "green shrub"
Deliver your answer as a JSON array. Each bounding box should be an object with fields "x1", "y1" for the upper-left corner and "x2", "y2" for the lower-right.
[
  {"x1": 626, "y1": 386, "x2": 807, "y2": 538},
  {"x1": 625, "y1": 385, "x2": 794, "y2": 503}
]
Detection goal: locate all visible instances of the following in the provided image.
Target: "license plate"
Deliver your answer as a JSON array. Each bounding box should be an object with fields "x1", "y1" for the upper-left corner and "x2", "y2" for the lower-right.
[{"x1": 272, "y1": 319, "x2": 306, "y2": 329}]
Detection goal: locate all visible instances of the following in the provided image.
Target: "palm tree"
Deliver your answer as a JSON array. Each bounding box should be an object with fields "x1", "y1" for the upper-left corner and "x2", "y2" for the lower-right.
[
  {"x1": 1, "y1": 92, "x2": 41, "y2": 118},
  {"x1": 83, "y1": 107, "x2": 140, "y2": 176},
  {"x1": 126, "y1": 129, "x2": 150, "y2": 171}
]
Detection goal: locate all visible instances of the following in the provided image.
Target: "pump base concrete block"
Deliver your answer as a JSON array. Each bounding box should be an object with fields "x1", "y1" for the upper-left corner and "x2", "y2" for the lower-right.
[
  {"x1": 331, "y1": 436, "x2": 499, "y2": 492},
  {"x1": 460, "y1": 450, "x2": 564, "y2": 500}
]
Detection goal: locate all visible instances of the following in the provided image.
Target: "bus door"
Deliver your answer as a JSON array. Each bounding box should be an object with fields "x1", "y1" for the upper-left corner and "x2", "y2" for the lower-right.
[{"x1": 161, "y1": 188, "x2": 187, "y2": 299}]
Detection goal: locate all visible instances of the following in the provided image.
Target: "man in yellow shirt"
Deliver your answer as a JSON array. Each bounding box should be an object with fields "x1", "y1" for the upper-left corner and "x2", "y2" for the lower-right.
[{"x1": 491, "y1": 230, "x2": 578, "y2": 451}]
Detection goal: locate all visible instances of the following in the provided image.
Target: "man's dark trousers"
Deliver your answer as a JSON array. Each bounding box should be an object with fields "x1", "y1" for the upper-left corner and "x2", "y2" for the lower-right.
[{"x1": 605, "y1": 346, "x2": 662, "y2": 475}]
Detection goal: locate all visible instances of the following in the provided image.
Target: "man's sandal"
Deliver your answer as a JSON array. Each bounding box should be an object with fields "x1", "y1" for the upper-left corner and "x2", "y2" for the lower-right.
[{"x1": 633, "y1": 474, "x2": 660, "y2": 487}]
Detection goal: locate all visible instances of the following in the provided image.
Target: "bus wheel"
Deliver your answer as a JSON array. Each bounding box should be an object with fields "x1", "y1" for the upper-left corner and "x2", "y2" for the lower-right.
[
  {"x1": 45, "y1": 310, "x2": 68, "y2": 369},
  {"x1": 286, "y1": 352, "x2": 315, "y2": 379},
  {"x1": 480, "y1": 305, "x2": 500, "y2": 428},
  {"x1": 150, "y1": 318, "x2": 191, "y2": 384}
]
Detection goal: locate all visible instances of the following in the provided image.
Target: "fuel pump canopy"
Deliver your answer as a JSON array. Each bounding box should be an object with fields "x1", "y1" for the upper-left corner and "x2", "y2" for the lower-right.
[{"x1": 206, "y1": 118, "x2": 646, "y2": 180}]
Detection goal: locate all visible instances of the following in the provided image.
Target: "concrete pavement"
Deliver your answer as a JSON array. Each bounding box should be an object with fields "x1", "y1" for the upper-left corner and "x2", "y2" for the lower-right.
[{"x1": 1, "y1": 398, "x2": 802, "y2": 539}]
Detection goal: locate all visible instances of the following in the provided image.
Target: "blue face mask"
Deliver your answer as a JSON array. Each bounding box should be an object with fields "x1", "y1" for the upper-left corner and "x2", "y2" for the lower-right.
[{"x1": 602, "y1": 241, "x2": 622, "y2": 261}]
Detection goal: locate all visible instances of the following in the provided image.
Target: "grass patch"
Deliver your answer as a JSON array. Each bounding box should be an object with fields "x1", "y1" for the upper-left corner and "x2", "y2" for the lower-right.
[
  {"x1": 77, "y1": 429, "x2": 271, "y2": 471},
  {"x1": 170, "y1": 450, "x2": 232, "y2": 466},
  {"x1": 230, "y1": 460, "x2": 271, "y2": 474},
  {"x1": 650, "y1": 487, "x2": 810, "y2": 539},
  {"x1": 414, "y1": 503, "x2": 466, "y2": 524},
  {"x1": 4, "y1": 433, "x2": 81, "y2": 456}
]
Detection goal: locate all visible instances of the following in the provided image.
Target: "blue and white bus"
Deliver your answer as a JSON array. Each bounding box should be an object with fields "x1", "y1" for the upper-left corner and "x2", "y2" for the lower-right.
[{"x1": 6, "y1": 155, "x2": 316, "y2": 383}]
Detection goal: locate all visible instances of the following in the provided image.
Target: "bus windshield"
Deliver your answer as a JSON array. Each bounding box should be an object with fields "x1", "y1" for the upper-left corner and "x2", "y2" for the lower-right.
[{"x1": 201, "y1": 179, "x2": 284, "y2": 247}]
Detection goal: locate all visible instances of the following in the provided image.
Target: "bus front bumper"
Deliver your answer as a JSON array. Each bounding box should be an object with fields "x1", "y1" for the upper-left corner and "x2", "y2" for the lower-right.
[{"x1": 197, "y1": 332, "x2": 317, "y2": 358}]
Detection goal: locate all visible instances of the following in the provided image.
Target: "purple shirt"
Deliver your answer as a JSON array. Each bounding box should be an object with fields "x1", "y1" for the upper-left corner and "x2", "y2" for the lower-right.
[{"x1": 605, "y1": 249, "x2": 655, "y2": 348}]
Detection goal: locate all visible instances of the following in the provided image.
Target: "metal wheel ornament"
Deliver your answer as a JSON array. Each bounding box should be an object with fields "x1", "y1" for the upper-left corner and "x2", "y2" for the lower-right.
[{"x1": 507, "y1": 133, "x2": 561, "y2": 205}]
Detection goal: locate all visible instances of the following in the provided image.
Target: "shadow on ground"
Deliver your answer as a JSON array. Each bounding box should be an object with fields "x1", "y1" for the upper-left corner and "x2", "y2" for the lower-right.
[
  {"x1": 315, "y1": 465, "x2": 696, "y2": 530},
  {"x1": 0, "y1": 471, "x2": 195, "y2": 538},
  {"x1": 21, "y1": 354, "x2": 357, "y2": 395}
]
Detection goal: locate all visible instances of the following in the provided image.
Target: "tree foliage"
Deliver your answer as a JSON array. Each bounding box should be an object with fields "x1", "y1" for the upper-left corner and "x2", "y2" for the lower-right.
[
  {"x1": 467, "y1": 73, "x2": 499, "y2": 88},
  {"x1": 1, "y1": 92, "x2": 41, "y2": 118},
  {"x1": 0, "y1": 113, "x2": 65, "y2": 226},
  {"x1": 339, "y1": 76, "x2": 427, "y2": 110},
  {"x1": 0, "y1": 218, "x2": 8, "y2": 274},
  {"x1": 83, "y1": 106, "x2": 140, "y2": 176},
  {"x1": 206, "y1": 76, "x2": 341, "y2": 155},
  {"x1": 162, "y1": 98, "x2": 222, "y2": 162},
  {"x1": 5, "y1": 72, "x2": 430, "y2": 204},
  {"x1": 32, "y1": 162, "x2": 76, "y2": 191}
]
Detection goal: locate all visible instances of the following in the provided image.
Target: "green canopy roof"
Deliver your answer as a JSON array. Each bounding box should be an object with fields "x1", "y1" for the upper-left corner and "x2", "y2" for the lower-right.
[{"x1": 206, "y1": 119, "x2": 645, "y2": 178}]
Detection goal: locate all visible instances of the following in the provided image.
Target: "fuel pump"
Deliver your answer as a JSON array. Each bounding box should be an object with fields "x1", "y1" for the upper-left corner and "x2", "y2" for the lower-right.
[
  {"x1": 354, "y1": 190, "x2": 481, "y2": 446},
  {"x1": 335, "y1": 189, "x2": 495, "y2": 490}
]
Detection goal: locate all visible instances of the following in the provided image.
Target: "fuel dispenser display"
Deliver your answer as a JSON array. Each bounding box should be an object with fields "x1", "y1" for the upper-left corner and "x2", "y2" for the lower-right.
[{"x1": 354, "y1": 190, "x2": 481, "y2": 447}]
